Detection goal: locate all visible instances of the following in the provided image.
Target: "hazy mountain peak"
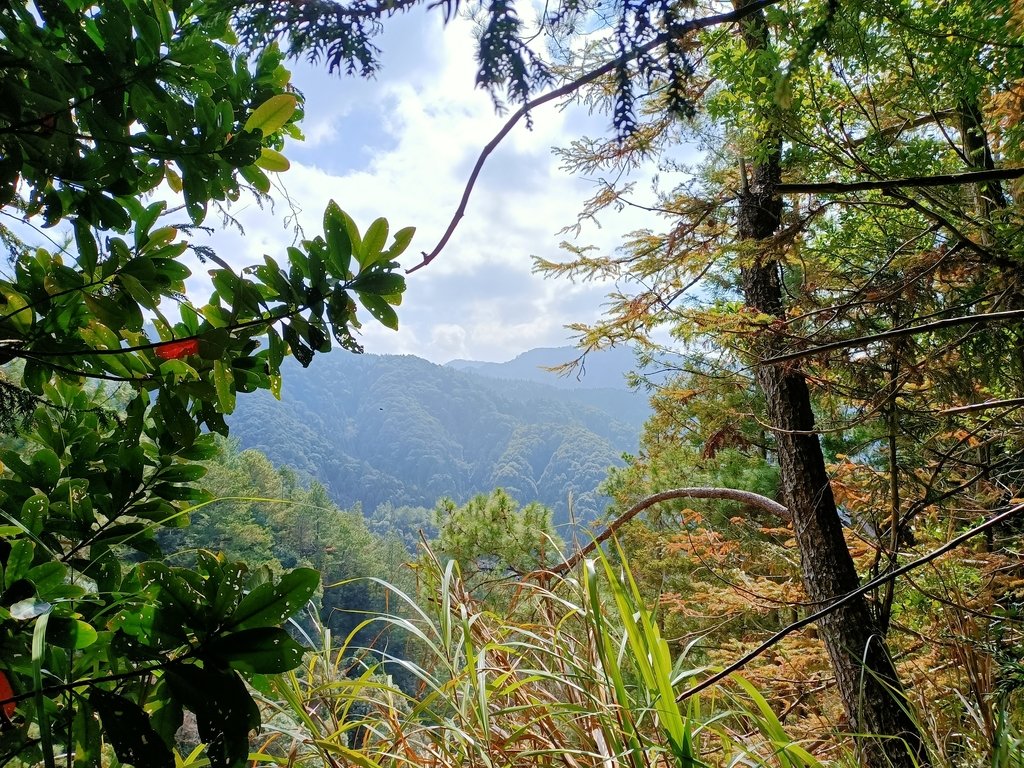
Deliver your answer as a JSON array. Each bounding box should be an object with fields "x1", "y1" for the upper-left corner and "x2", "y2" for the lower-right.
[{"x1": 446, "y1": 345, "x2": 640, "y2": 390}]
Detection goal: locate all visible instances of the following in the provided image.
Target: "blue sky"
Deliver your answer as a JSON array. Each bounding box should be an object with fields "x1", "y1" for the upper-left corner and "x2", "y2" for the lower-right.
[{"x1": 195, "y1": 11, "x2": 668, "y2": 364}]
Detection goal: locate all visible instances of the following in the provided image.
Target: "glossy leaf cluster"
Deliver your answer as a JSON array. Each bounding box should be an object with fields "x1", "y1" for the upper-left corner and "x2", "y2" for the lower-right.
[{"x1": 0, "y1": 0, "x2": 412, "y2": 765}]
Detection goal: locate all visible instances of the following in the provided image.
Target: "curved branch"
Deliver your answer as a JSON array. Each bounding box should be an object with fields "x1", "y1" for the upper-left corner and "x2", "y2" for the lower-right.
[
  {"x1": 407, "y1": 0, "x2": 783, "y2": 274},
  {"x1": 549, "y1": 486, "x2": 790, "y2": 576}
]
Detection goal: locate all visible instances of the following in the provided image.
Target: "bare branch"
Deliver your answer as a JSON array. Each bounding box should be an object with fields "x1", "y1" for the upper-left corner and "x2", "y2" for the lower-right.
[
  {"x1": 777, "y1": 166, "x2": 1024, "y2": 194},
  {"x1": 762, "y1": 309, "x2": 1024, "y2": 366},
  {"x1": 407, "y1": 0, "x2": 784, "y2": 273},
  {"x1": 548, "y1": 486, "x2": 790, "y2": 577}
]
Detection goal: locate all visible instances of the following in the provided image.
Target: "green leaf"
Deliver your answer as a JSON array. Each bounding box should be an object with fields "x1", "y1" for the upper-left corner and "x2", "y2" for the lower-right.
[
  {"x1": 202, "y1": 627, "x2": 306, "y2": 673},
  {"x1": 356, "y1": 291, "x2": 399, "y2": 330},
  {"x1": 352, "y1": 272, "x2": 405, "y2": 297},
  {"x1": 360, "y1": 217, "x2": 389, "y2": 265},
  {"x1": 0, "y1": 285, "x2": 33, "y2": 335},
  {"x1": 91, "y1": 689, "x2": 173, "y2": 768},
  {"x1": 30, "y1": 448, "x2": 60, "y2": 488},
  {"x1": 21, "y1": 494, "x2": 48, "y2": 536},
  {"x1": 239, "y1": 164, "x2": 271, "y2": 194},
  {"x1": 243, "y1": 94, "x2": 298, "y2": 135},
  {"x1": 151, "y1": 0, "x2": 173, "y2": 44},
  {"x1": 74, "y1": 219, "x2": 99, "y2": 275},
  {"x1": 182, "y1": 173, "x2": 208, "y2": 224},
  {"x1": 254, "y1": 148, "x2": 290, "y2": 172},
  {"x1": 11, "y1": 598, "x2": 51, "y2": 621},
  {"x1": 384, "y1": 226, "x2": 416, "y2": 260},
  {"x1": 227, "y1": 567, "x2": 319, "y2": 630},
  {"x1": 159, "y1": 463, "x2": 207, "y2": 483},
  {"x1": 73, "y1": 698, "x2": 102, "y2": 768},
  {"x1": 323, "y1": 201, "x2": 353, "y2": 276},
  {"x1": 213, "y1": 360, "x2": 236, "y2": 413},
  {"x1": 5, "y1": 539, "x2": 34, "y2": 583}
]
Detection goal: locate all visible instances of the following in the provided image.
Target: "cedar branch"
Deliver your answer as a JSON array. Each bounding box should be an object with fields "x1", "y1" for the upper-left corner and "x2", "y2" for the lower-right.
[
  {"x1": 762, "y1": 309, "x2": 1024, "y2": 366},
  {"x1": 675, "y1": 500, "x2": 1024, "y2": 701},
  {"x1": 407, "y1": 0, "x2": 783, "y2": 273},
  {"x1": 549, "y1": 487, "x2": 790, "y2": 576}
]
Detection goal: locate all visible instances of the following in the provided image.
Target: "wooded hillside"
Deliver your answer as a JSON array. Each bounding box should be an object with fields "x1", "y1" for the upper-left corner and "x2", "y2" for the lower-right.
[{"x1": 228, "y1": 351, "x2": 646, "y2": 524}]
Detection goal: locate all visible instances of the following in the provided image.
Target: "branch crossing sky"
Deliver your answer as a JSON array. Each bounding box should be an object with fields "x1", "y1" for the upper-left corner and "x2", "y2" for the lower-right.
[{"x1": 198, "y1": 11, "x2": 661, "y2": 364}]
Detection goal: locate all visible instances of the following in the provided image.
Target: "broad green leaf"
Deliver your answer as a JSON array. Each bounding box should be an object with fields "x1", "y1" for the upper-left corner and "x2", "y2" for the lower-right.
[
  {"x1": 21, "y1": 494, "x2": 48, "y2": 536},
  {"x1": 227, "y1": 567, "x2": 319, "y2": 630},
  {"x1": 384, "y1": 226, "x2": 416, "y2": 260},
  {"x1": 352, "y1": 272, "x2": 405, "y2": 297},
  {"x1": 91, "y1": 689, "x2": 173, "y2": 768},
  {"x1": 243, "y1": 94, "x2": 298, "y2": 135},
  {"x1": 0, "y1": 285, "x2": 32, "y2": 335},
  {"x1": 356, "y1": 291, "x2": 399, "y2": 330},
  {"x1": 323, "y1": 201, "x2": 353, "y2": 276},
  {"x1": 202, "y1": 627, "x2": 306, "y2": 673},
  {"x1": 360, "y1": 217, "x2": 389, "y2": 265},
  {"x1": 159, "y1": 463, "x2": 207, "y2": 483},
  {"x1": 151, "y1": 0, "x2": 173, "y2": 44},
  {"x1": 11, "y1": 598, "x2": 51, "y2": 621},
  {"x1": 74, "y1": 219, "x2": 99, "y2": 274},
  {"x1": 73, "y1": 699, "x2": 102, "y2": 768},
  {"x1": 5, "y1": 539, "x2": 34, "y2": 583},
  {"x1": 213, "y1": 360, "x2": 236, "y2": 413},
  {"x1": 254, "y1": 148, "x2": 290, "y2": 172},
  {"x1": 239, "y1": 164, "x2": 270, "y2": 194}
]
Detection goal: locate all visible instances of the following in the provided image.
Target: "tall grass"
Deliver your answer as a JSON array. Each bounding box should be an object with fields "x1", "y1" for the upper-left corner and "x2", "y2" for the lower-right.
[{"x1": 253, "y1": 545, "x2": 824, "y2": 768}]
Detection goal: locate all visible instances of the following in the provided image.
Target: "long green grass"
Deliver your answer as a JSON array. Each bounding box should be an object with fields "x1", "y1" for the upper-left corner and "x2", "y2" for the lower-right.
[{"x1": 252, "y1": 545, "x2": 826, "y2": 768}]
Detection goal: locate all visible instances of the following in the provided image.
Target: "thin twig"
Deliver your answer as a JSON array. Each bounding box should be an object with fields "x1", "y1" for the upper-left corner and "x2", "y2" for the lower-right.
[
  {"x1": 938, "y1": 397, "x2": 1024, "y2": 416},
  {"x1": 548, "y1": 487, "x2": 790, "y2": 576},
  {"x1": 407, "y1": 0, "x2": 783, "y2": 273}
]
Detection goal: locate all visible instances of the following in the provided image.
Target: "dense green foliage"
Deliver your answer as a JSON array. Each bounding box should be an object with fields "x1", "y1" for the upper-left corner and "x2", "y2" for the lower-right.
[
  {"x1": 161, "y1": 440, "x2": 416, "y2": 647},
  {"x1": 0, "y1": 0, "x2": 413, "y2": 764},
  {"x1": 228, "y1": 353, "x2": 643, "y2": 525},
  {"x1": 432, "y1": 488, "x2": 562, "y2": 594}
]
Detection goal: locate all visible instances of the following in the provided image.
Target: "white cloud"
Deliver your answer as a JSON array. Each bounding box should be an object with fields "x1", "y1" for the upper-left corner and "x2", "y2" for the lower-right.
[{"x1": 186, "y1": 13, "x2": 663, "y2": 364}]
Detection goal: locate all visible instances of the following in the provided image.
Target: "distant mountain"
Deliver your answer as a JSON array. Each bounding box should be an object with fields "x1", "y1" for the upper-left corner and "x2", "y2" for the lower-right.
[
  {"x1": 228, "y1": 352, "x2": 651, "y2": 528},
  {"x1": 446, "y1": 345, "x2": 641, "y2": 390}
]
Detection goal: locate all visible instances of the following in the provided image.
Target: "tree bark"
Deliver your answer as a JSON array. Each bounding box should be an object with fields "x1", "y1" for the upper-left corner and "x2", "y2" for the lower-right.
[{"x1": 733, "y1": 4, "x2": 927, "y2": 766}]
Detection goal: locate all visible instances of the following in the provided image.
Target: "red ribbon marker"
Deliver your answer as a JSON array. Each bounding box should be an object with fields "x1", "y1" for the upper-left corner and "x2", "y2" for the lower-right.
[
  {"x1": 154, "y1": 338, "x2": 200, "y2": 360},
  {"x1": 0, "y1": 671, "x2": 16, "y2": 721}
]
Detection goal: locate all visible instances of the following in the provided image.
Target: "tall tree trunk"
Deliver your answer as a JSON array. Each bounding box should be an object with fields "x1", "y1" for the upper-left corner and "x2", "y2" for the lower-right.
[{"x1": 733, "y1": 5, "x2": 927, "y2": 766}]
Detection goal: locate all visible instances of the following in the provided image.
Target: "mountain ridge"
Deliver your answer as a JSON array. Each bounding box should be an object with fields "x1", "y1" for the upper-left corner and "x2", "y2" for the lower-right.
[
  {"x1": 228, "y1": 349, "x2": 650, "y2": 526},
  {"x1": 445, "y1": 345, "x2": 641, "y2": 391}
]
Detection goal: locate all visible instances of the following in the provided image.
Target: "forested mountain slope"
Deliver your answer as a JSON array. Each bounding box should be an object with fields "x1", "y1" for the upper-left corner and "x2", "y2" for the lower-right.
[{"x1": 228, "y1": 352, "x2": 649, "y2": 525}]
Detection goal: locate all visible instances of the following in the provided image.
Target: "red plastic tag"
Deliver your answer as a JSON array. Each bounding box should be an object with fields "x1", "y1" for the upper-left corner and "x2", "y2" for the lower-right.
[{"x1": 154, "y1": 338, "x2": 200, "y2": 360}]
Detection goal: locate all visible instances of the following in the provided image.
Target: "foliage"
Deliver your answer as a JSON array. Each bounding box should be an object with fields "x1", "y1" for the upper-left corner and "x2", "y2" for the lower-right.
[
  {"x1": 228, "y1": 352, "x2": 639, "y2": 525},
  {"x1": 432, "y1": 488, "x2": 562, "y2": 595},
  {"x1": 227, "y1": 0, "x2": 1024, "y2": 758},
  {"x1": 160, "y1": 439, "x2": 418, "y2": 664},
  {"x1": 0, "y1": 0, "x2": 414, "y2": 765},
  {"x1": 252, "y1": 545, "x2": 825, "y2": 768}
]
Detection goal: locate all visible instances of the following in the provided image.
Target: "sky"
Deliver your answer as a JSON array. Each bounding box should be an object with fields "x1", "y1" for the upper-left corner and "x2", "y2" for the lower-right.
[{"x1": 193, "y1": 9, "x2": 665, "y2": 364}]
